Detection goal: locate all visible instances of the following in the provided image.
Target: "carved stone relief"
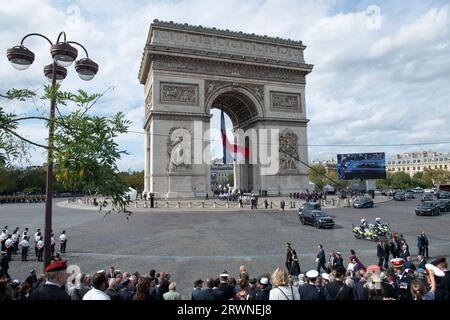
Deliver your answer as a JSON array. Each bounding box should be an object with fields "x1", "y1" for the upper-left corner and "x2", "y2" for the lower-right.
[
  {"x1": 279, "y1": 132, "x2": 299, "y2": 171},
  {"x1": 145, "y1": 86, "x2": 152, "y2": 119},
  {"x1": 160, "y1": 82, "x2": 199, "y2": 105},
  {"x1": 153, "y1": 57, "x2": 306, "y2": 84},
  {"x1": 270, "y1": 91, "x2": 301, "y2": 112}
]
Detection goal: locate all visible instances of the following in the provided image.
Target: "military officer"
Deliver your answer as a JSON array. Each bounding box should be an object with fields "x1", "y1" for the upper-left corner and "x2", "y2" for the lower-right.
[
  {"x1": 29, "y1": 260, "x2": 70, "y2": 300},
  {"x1": 22, "y1": 227, "x2": 29, "y2": 241},
  {"x1": 5, "y1": 235, "x2": 13, "y2": 259},
  {"x1": 34, "y1": 229, "x2": 41, "y2": 257},
  {"x1": 391, "y1": 258, "x2": 413, "y2": 300},
  {"x1": 19, "y1": 236, "x2": 30, "y2": 261},
  {"x1": 0, "y1": 229, "x2": 7, "y2": 252},
  {"x1": 11, "y1": 228, "x2": 19, "y2": 255},
  {"x1": 60, "y1": 230, "x2": 67, "y2": 253},
  {"x1": 299, "y1": 270, "x2": 324, "y2": 300},
  {"x1": 37, "y1": 236, "x2": 44, "y2": 262}
]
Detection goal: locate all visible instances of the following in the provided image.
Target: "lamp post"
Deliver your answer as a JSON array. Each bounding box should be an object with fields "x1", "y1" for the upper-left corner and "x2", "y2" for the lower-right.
[{"x1": 6, "y1": 32, "x2": 98, "y2": 269}]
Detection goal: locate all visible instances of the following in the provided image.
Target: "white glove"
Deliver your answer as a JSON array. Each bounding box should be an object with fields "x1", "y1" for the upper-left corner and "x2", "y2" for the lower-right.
[{"x1": 316, "y1": 258, "x2": 319, "y2": 262}]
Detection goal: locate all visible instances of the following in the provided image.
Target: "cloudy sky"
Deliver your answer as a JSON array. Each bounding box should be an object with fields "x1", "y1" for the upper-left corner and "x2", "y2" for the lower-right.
[{"x1": 1, "y1": 0, "x2": 449, "y2": 171}]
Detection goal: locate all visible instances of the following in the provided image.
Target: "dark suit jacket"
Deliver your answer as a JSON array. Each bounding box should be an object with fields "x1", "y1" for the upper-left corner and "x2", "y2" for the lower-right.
[
  {"x1": 198, "y1": 288, "x2": 215, "y2": 300},
  {"x1": 299, "y1": 283, "x2": 323, "y2": 300},
  {"x1": 255, "y1": 288, "x2": 270, "y2": 300},
  {"x1": 219, "y1": 283, "x2": 235, "y2": 300},
  {"x1": 317, "y1": 250, "x2": 326, "y2": 264},
  {"x1": 376, "y1": 243, "x2": 384, "y2": 257},
  {"x1": 29, "y1": 284, "x2": 70, "y2": 300},
  {"x1": 213, "y1": 288, "x2": 226, "y2": 300},
  {"x1": 191, "y1": 288, "x2": 202, "y2": 300},
  {"x1": 418, "y1": 259, "x2": 427, "y2": 269}
]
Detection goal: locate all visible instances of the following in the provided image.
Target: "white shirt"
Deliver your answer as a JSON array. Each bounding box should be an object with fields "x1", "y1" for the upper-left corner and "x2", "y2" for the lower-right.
[
  {"x1": 60, "y1": 234, "x2": 67, "y2": 242},
  {"x1": 37, "y1": 240, "x2": 44, "y2": 249},
  {"x1": 11, "y1": 233, "x2": 18, "y2": 242},
  {"x1": 82, "y1": 288, "x2": 111, "y2": 300},
  {"x1": 22, "y1": 232, "x2": 28, "y2": 240},
  {"x1": 34, "y1": 234, "x2": 40, "y2": 242},
  {"x1": 51, "y1": 237, "x2": 55, "y2": 245},
  {"x1": 5, "y1": 238, "x2": 13, "y2": 248},
  {"x1": 0, "y1": 232, "x2": 6, "y2": 241},
  {"x1": 19, "y1": 239, "x2": 29, "y2": 248}
]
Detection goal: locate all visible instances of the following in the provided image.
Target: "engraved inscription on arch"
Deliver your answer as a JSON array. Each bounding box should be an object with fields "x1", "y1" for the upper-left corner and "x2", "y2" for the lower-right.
[{"x1": 270, "y1": 91, "x2": 301, "y2": 112}]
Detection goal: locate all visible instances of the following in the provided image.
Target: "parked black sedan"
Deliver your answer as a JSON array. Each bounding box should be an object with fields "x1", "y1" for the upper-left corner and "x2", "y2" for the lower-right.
[
  {"x1": 353, "y1": 196, "x2": 374, "y2": 208},
  {"x1": 299, "y1": 210, "x2": 335, "y2": 228},
  {"x1": 394, "y1": 191, "x2": 406, "y2": 201},
  {"x1": 415, "y1": 201, "x2": 440, "y2": 216},
  {"x1": 437, "y1": 199, "x2": 450, "y2": 213}
]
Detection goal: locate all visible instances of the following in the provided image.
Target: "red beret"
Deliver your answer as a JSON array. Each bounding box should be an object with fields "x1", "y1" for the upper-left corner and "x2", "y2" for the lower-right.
[{"x1": 45, "y1": 260, "x2": 67, "y2": 272}]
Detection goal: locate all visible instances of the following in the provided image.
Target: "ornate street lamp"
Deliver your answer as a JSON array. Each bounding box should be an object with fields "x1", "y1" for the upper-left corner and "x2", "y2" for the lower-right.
[{"x1": 6, "y1": 31, "x2": 98, "y2": 269}]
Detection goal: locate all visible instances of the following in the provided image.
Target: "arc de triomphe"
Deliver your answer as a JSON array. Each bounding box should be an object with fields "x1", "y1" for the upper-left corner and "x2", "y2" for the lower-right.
[{"x1": 139, "y1": 20, "x2": 313, "y2": 198}]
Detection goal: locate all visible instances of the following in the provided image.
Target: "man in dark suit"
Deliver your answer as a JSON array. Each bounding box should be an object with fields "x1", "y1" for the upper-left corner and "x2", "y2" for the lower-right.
[
  {"x1": 376, "y1": 241, "x2": 385, "y2": 269},
  {"x1": 212, "y1": 278, "x2": 226, "y2": 300},
  {"x1": 421, "y1": 231, "x2": 429, "y2": 258},
  {"x1": 316, "y1": 244, "x2": 327, "y2": 273},
  {"x1": 29, "y1": 260, "x2": 70, "y2": 300},
  {"x1": 417, "y1": 232, "x2": 424, "y2": 256},
  {"x1": 383, "y1": 241, "x2": 391, "y2": 270},
  {"x1": 417, "y1": 255, "x2": 427, "y2": 269},
  {"x1": 300, "y1": 270, "x2": 324, "y2": 300},
  {"x1": 218, "y1": 273, "x2": 234, "y2": 300},
  {"x1": 191, "y1": 279, "x2": 203, "y2": 300},
  {"x1": 198, "y1": 278, "x2": 215, "y2": 300}
]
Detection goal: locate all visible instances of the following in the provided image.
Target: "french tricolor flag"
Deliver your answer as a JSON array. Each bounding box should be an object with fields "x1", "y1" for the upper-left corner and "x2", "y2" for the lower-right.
[{"x1": 221, "y1": 109, "x2": 250, "y2": 164}]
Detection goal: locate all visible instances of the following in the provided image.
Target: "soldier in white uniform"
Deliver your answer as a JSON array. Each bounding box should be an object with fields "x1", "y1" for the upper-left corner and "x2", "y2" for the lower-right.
[
  {"x1": 11, "y1": 228, "x2": 19, "y2": 255},
  {"x1": 5, "y1": 235, "x2": 13, "y2": 259},
  {"x1": 34, "y1": 229, "x2": 41, "y2": 257},
  {"x1": 60, "y1": 231, "x2": 67, "y2": 253},
  {"x1": 22, "y1": 228, "x2": 29, "y2": 241},
  {"x1": 19, "y1": 236, "x2": 30, "y2": 261},
  {"x1": 36, "y1": 236, "x2": 44, "y2": 262},
  {"x1": 0, "y1": 229, "x2": 7, "y2": 252}
]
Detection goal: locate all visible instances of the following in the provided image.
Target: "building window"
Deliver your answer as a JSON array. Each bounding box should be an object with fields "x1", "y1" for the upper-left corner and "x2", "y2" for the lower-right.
[
  {"x1": 445, "y1": 165, "x2": 448, "y2": 169},
  {"x1": 440, "y1": 165, "x2": 442, "y2": 169},
  {"x1": 402, "y1": 167, "x2": 405, "y2": 171},
  {"x1": 398, "y1": 168, "x2": 401, "y2": 171},
  {"x1": 435, "y1": 165, "x2": 438, "y2": 169},
  {"x1": 413, "y1": 167, "x2": 415, "y2": 170},
  {"x1": 407, "y1": 167, "x2": 410, "y2": 170}
]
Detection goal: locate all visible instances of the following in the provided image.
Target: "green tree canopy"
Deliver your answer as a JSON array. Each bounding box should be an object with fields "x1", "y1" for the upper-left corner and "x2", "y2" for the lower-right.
[{"x1": 1, "y1": 86, "x2": 131, "y2": 214}]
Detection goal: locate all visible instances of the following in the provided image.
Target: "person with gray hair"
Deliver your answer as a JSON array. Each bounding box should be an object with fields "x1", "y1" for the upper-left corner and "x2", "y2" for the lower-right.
[
  {"x1": 163, "y1": 282, "x2": 181, "y2": 300},
  {"x1": 68, "y1": 273, "x2": 90, "y2": 300},
  {"x1": 105, "y1": 277, "x2": 122, "y2": 300}
]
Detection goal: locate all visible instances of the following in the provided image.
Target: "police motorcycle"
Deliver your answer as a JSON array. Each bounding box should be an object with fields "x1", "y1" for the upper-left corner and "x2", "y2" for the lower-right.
[
  {"x1": 352, "y1": 223, "x2": 379, "y2": 241},
  {"x1": 372, "y1": 218, "x2": 392, "y2": 239}
]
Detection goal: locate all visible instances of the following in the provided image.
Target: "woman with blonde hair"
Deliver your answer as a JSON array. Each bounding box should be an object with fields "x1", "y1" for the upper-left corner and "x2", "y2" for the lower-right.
[{"x1": 269, "y1": 267, "x2": 300, "y2": 300}]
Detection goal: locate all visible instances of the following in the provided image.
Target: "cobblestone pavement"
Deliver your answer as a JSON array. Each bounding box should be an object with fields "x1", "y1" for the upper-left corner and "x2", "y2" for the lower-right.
[{"x1": 1, "y1": 197, "x2": 449, "y2": 299}]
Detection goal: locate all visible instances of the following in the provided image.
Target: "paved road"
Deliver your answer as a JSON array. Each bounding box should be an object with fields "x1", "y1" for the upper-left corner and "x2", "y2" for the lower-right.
[{"x1": 1, "y1": 198, "x2": 449, "y2": 299}]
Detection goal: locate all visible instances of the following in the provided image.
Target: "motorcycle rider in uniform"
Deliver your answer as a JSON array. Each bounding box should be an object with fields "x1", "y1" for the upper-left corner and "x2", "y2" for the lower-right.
[{"x1": 359, "y1": 219, "x2": 368, "y2": 233}]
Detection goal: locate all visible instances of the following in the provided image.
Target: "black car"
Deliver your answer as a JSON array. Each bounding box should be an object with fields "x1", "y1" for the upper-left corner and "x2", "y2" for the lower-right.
[
  {"x1": 352, "y1": 196, "x2": 374, "y2": 208},
  {"x1": 299, "y1": 210, "x2": 335, "y2": 228},
  {"x1": 405, "y1": 192, "x2": 415, "y2": 199},
  {"x1": 437, "y1": 199, "x2": 450, "y2": 212},
  {"x1": 394, "y1": 192, "x2": 406, "y2": 201},
  {"x1": 421, "y1": 193, "x2": 434, "y2": 201},
  {"x1": 437, "y1": 191, "x2": 450, "y2": 199},
  {"x1": 299, "y1": 202, "x2": 321, "y2": 213},
  {"x1": 415, "y1": 201, "x2": 440, "y2": 216}
]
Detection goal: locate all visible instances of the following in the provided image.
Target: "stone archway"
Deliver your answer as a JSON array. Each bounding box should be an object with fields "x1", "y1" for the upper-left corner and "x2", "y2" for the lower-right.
[{"x1": 139, "y1": 20, "x2": 313, "y2": 199}]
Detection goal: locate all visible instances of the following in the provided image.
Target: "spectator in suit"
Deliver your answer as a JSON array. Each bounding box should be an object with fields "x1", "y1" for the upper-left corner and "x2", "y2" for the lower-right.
[{"x1": 191, "y1": 279, "x2": 203, "y2": 300}]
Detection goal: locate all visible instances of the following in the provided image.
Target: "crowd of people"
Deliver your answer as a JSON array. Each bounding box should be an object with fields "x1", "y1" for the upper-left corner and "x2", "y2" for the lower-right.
[
  {"x1": 1, "y1": 238, "x2": 448, "y2": 301},
  {"x1": 0, "y1": 226, "x2": 67, "y2": 267}
]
